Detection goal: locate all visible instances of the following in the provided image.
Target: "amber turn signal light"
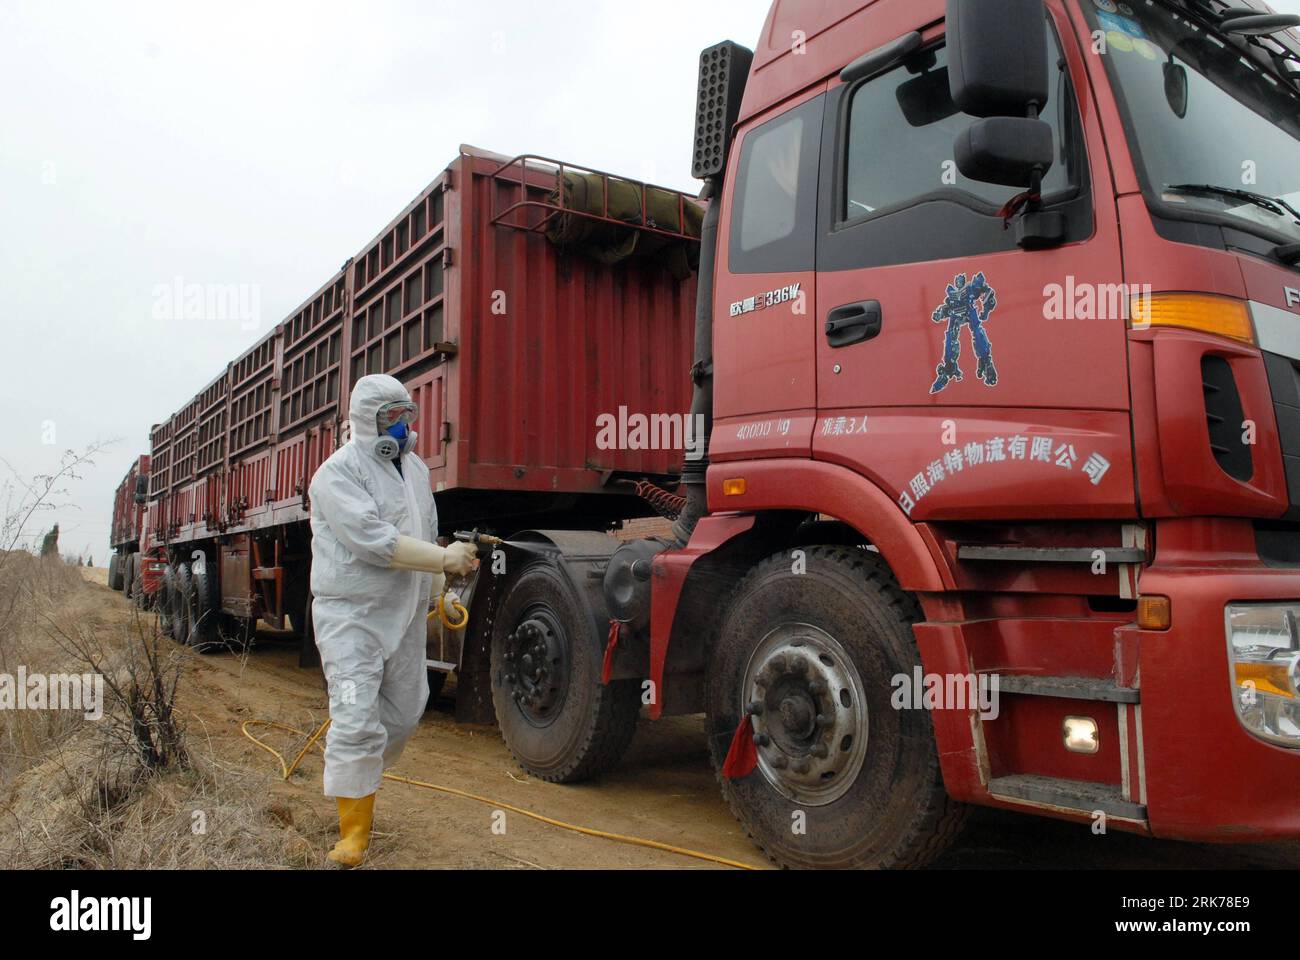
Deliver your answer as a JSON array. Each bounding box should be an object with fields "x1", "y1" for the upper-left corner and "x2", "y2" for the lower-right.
[
  {"x1": 722, "y1": 478, "x2": 747, "y2": 497},
  {"x1": 1129, "y1": 293, "x2": 1255, "y2": 344},
  {"x1": 1137, "y1": 595, "x2": 1171, "y2": 630}
]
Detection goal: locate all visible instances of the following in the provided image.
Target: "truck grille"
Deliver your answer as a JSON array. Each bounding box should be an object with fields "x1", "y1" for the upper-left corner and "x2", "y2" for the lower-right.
[{"x1": 1263, "y1": 351, "x2": 1300, "y2": 517}]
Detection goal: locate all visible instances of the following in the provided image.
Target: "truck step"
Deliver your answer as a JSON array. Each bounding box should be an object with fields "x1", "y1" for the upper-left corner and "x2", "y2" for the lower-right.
[
  {"x1": 996, "y1": 674, "x2": 1139, "y2": 704},
  {"x1": 987, "y1": 774, "x2": 1147, "y2": 821}
]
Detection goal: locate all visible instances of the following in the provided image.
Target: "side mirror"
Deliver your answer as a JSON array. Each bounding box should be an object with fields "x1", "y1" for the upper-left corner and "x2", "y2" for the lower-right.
[
  {"x1": 946, "y1": 0, "x2": 1049, "y2": 118},
  {"x1": 1163, "y1": 59, "x2": 1189, "y2": 119},
  {"x1": 954, "y1": 116, "x2": 1054, "y2": 188}
]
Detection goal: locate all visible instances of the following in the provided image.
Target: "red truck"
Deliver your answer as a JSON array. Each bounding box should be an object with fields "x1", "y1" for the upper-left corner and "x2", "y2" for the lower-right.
[
  {"x1": 108, "y1": 455, "x2": 152, "y2": 600},
  {"x1": 116, "y1": 0, "x2": 1300, "y2": 869}
]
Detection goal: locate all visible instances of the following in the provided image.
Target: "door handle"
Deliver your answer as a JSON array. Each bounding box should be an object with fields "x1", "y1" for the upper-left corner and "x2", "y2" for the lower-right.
[{"x1": 825, "y1": 301, "x2": 883, "y2": 349}]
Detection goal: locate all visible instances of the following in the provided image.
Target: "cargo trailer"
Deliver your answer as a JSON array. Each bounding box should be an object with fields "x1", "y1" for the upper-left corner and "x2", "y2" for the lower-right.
[{"x1": 127, "y1": 145, "x2": 698, "y2": 663}]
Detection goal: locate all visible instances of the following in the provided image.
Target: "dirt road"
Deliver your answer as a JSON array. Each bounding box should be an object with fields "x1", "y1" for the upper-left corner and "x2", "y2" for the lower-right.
[{"x1": 83, "y1": 569, "x2": 1300, "y2": 870}]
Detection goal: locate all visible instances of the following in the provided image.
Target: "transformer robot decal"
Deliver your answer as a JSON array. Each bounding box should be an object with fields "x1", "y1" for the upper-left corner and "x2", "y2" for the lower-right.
[{"x1": 930, "y1": 272, "x2": 999, "y2": 394}]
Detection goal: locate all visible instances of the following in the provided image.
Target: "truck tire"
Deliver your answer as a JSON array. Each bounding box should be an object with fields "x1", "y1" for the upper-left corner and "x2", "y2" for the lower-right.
[
  {"x1": 132, "y1": 557, "x2": 148, "y2": 609},
  {"x1": 189, "y1": 564, "x2": 224, "y2": 653},
  {"x1": 705, "y1": 546, "x2": 967, "y2": 870},
  {"x1": 122, "y1": 553, "x2": 136, "y2": 599},
  {"x1": 108, "y1": 553, "x2": 123, "y2": 591},
  {"x1": 170, "y1": 563, "x2": 191, "y2": 645},
  {"x1": 490, "y1": 558, "x2": 640, "y2": 783},
  {"x1": 222, "y1": 615, "x2": 254, "y2": 649},
  {"x1": 159, "y1": 565, "x2": 176, "y2": 636}
]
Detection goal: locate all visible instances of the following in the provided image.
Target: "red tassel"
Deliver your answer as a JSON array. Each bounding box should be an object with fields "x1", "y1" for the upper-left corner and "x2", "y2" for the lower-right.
[
  {"x1": 721, "y1": 713, "x2": 758, "y2": 780},
  {"x1": 602, "y1": 620, "x2": 621, "y2": 686},
  {"x1": 997, "y1": 190, "x2": 1040, "y2": 228}
]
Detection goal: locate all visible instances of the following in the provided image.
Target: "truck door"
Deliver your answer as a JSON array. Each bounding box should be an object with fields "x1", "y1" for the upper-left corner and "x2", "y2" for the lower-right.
[
  {"x1": 814, "y1": 15, "x2": 1135, "y2": 520},
  {"x1": 711, "y1": 85, "x2": 826, "y2": 463}
]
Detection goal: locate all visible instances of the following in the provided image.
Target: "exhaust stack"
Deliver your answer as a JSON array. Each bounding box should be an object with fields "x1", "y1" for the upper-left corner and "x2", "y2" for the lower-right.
[{"x1": 673, "y1": 40, "x2": 752, "y2": 547}]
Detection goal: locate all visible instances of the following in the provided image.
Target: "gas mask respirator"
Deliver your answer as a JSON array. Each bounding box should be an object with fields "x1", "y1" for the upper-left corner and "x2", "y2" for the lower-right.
[{"x1": 373, "y1": 400, "x2": 418, "y2": 460}]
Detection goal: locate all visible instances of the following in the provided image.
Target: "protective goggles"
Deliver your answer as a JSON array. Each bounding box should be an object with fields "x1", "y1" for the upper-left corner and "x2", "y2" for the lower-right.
[{"x1": 376, "y1": 400, "x2": 419, "y2": 433}]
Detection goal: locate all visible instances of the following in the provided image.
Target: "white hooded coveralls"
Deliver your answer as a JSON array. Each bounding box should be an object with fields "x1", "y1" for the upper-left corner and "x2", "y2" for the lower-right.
[{"x1": 309, "y1": 375, "x2": 436, "y2": 799}]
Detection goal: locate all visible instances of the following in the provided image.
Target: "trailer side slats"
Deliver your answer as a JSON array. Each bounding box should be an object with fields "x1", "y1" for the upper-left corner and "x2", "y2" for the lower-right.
[{"x1": 146, "y1": 149, "x2": 697, "y2": 547}]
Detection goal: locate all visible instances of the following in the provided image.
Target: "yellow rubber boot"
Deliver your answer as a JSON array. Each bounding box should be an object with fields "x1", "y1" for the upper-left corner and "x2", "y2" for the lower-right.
[{"x1": 328, "y1": 795, "x2": 376, "y2": 868}]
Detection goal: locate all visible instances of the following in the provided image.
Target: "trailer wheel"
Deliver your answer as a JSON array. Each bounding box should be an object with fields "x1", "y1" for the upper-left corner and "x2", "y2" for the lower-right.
[
  {"x1": 490, "y1": 558, "x2": 640, "y2": 783},
  {"x1": 159, "y1": 565, "x2": 176, "y2": 636},
  {"x1": 222, "y1": 615, "x2": 254, "y2": 649},
  {"x1": 170, "y1": 563, "x2": 191, "y2": 645},
  {"x1": 108, "y1": 553, "x2": 123, "y2": 591},
  {"x1": 132, "y1": 558, "x2": 148, "y2": 609},
  {"x1": 189, "y1": 564, "x2": 225, "y2": 653},
  {"x1": 705, "y1": 547, "x2": 967, "y2": 870},
  {"x1": 122, "y1": 553, "x2": 136, "y2": 599}
]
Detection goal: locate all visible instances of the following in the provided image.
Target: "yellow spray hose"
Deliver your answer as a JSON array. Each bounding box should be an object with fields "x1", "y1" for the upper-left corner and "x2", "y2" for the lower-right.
[
  {"x1": 432, "y1": 593, "x2": 470, "y2": 631},
  {"x1": 240, "y1": 716, "x2": 761, "y2": 871}
]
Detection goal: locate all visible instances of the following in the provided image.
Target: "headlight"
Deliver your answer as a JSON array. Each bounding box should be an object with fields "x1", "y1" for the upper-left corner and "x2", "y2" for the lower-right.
[{"x1": 1226, "y1": 604, "x2": 1300, "y2": 747}]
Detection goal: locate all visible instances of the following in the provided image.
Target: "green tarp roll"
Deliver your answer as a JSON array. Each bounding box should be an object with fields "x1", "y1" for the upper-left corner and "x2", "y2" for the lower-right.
[{"x1": 545, "y1": 172, "x2": 704, "y2": 280}]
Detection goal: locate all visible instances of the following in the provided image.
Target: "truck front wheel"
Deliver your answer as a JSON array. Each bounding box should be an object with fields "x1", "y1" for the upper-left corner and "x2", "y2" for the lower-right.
[
  {"x1": 490, "y1": 558, "x2": 640, "y2": 783},
  {"x1": 706, "y1": 547, "x2": 966, "y2": 869}
]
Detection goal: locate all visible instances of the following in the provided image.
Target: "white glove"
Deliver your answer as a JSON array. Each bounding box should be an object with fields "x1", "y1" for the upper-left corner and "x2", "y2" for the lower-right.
[
  {"x1": 390, "y1": 536, "x2": 478, "y2": 576},
  {"x1": 442, "y1": 542, "x2": 478, "y2": 577},
  {"x1": 436, "y1": 591, "x2": 463, "y2": 621}
]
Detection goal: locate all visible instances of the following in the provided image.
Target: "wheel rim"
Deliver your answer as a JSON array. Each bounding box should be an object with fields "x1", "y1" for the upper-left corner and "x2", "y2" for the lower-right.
[
  {"x1": 502, "y1": 605, "x2": 570, "y2": 727},
  {"x1": 742, "y1": 623, "x2": 869, "y2": 807}
]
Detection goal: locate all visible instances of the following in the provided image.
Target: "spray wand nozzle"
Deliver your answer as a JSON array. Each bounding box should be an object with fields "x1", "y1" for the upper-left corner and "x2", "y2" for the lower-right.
[{"x1": 454, "y1": 531, "x2": 505, "y2": 551}]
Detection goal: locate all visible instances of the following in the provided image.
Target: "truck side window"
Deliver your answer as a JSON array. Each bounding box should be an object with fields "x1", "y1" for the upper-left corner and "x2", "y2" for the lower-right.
[
  {"x1": 729, "y1": 96, "x2": 824, "y2": 275},
  {"x1": 820, "y1": 24, "x2": 1090, "y2": 271},
  {"x1": 843, "y1": 42, "x2": 1074, "y2": 221}
]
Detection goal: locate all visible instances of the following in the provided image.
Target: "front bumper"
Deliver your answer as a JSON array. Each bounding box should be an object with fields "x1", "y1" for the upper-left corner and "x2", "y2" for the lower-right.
[{"x1": 1138, "y1": 519, "x2": 1300, "y2": 841}]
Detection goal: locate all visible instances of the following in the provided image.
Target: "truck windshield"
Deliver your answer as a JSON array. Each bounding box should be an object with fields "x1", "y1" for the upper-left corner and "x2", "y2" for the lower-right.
[{"x1": 1082, "y1": 0, "x2": 1300, "y2": 245}]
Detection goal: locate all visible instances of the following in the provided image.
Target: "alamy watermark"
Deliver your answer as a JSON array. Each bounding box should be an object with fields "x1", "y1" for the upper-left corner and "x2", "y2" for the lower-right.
[
  {"x1": 1043, "y1": 276, "x2": 1153, "y2": 324},
  {"x1": 0, "y1": 667, "x2": 104, "y2": 720},
  {"x1": 595, "y1": 407, "x2": 707, "y2": 462},
  {"x1": 50, "y1": 891, "x2": 150, "y2": 940},
  {"x1": 152, "y1": 276, "x2": 261, "y2": 331},
  {"x1": 891, "y1": 667, "x2": 1000, "y2": 721}
]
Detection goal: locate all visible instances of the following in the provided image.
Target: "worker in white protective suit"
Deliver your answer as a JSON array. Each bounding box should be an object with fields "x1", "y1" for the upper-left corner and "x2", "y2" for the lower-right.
[{"x1": 308, "y1": 374, "x2": 477, "y2": 867}]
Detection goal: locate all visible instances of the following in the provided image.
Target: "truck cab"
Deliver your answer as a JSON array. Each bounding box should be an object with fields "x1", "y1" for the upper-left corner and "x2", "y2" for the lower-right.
[{"x1": 628, "y1": 0, "x2": 1300, "y2": 867}]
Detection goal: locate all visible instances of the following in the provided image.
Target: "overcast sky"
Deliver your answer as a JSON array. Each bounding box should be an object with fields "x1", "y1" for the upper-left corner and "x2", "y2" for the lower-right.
[
  {"x1": 2, "y1": 0, "x2": 1299, "y2": 562},
  {"x1": 0, "y1": 0, "x2": 771, "y2": 561}
]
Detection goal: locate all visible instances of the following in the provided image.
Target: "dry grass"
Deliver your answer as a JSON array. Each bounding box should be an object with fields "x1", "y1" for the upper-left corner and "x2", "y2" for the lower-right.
[
  {"x1": 0, "y1": 733, "x2": 327, "y2": 869},
  {"x1": 0, "y1": 553, "x2": 327, "y2": 869},
  {"x1": 0, "y1": 553, "x2": 90, "y2": 789}
]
